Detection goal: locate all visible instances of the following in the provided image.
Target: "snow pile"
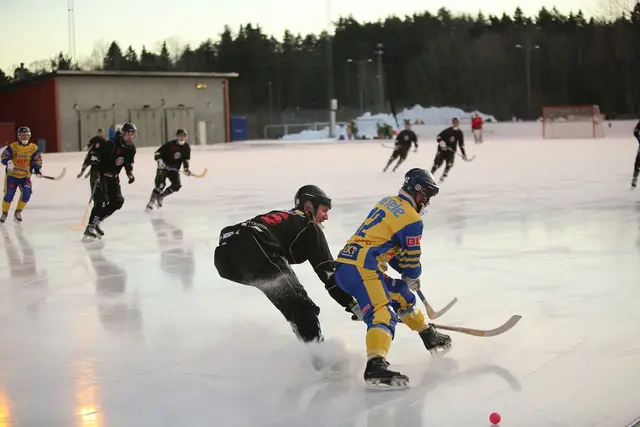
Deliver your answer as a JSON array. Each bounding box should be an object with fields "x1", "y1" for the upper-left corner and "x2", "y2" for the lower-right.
[{"x1": 280, "y1": 105, "x2": 497, "y2": 141}]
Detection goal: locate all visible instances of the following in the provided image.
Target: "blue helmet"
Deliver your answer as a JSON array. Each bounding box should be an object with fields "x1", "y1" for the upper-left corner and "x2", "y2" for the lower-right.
[{"x1": 401, "y1": 168, "x2": 439, "y2": 214}]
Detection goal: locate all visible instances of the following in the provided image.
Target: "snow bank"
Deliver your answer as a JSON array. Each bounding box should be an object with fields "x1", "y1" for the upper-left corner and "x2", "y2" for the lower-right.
[{"x1": 280, "y1": 105, "x2": 497, "y2": 141}]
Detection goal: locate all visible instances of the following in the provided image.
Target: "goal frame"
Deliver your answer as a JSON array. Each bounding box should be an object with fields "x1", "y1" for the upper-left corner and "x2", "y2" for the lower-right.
[{"x1": 542, "y1": 105, "x2": 604, "y2": 139}]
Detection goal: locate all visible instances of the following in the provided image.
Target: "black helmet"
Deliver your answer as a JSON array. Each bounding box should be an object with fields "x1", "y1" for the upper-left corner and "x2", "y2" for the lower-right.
[
  {"x1": 176, "y1": 128, "x2": 187, "y2": 137},
  {"x1": 401, "y1": 168, "x2": 439, "y2": 213},
  {"x1": 121, "y1": 122, "x2": 137, "y2": 133},
  {"x1": 294, "y1": 185, "x2": 332, "y2": 215},
  {"x1": 120, "y1": 122, "x2": 137, "y2": 144}
]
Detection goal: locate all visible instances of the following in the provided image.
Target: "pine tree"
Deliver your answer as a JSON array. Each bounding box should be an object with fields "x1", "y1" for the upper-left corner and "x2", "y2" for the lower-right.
[
  {"x1": 103, "y1": 41, "x2": 124, "y2": 70},
  {"x1": 124, "y1": 46, "x2": 139, "y2": 70}
]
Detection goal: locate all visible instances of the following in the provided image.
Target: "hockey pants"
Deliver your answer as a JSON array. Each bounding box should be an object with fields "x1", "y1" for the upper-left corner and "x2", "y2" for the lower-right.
[
  {"x1": 214, "y1": 225, "x2": 322, "y2": 343},
  {"x1": 333, "y1": 263, "x2": 427, "y2": 360},
  {"x1": 2, "y1": 175, "x2": 32, "y2": 213},
  {"x1": 88, "y1": 174, "x2": 124, "y2": 225},
  {"x1": 431, "y1": 150, "x2": 455, "y2": 178}
]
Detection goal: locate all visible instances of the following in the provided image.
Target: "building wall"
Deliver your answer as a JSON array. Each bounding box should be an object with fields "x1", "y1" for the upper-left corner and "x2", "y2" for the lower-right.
[
  {"x1": 56, "y1": 76, "x2": 227, "y2": 152},
  {"x1": 0, "y1": 79, "x2": 59, "y2": 152}
]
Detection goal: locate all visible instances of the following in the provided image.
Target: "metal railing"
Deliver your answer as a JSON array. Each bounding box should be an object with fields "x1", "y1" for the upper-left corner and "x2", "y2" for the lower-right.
[{"x1": 263, "y1": 121, "x2": 348, "y2": 139}]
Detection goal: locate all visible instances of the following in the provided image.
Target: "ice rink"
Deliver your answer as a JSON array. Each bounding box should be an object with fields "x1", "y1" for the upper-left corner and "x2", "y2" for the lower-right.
[{"x1": 1, "y1": 134, "x2": 639, "y2": 426}]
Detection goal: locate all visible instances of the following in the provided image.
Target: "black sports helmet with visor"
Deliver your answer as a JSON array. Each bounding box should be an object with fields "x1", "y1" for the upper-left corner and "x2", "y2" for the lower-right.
[{"x1": 401, "y1": 168, "x2": 439, "y2": 215}]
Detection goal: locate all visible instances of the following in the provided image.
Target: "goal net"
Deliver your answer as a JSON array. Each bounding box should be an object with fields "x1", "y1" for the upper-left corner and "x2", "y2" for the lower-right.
[{"x1": 542, "y1": 105, "x2": 605, "y2": 139}]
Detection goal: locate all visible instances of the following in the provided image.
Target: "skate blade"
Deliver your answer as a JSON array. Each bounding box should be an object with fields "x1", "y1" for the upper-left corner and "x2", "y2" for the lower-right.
[
  {"x1": 429, "y1": 344, "x2": 452, "y2": 356},
  {"x1": 365, "y1": 378, "x2": 410, "y2": 391}
]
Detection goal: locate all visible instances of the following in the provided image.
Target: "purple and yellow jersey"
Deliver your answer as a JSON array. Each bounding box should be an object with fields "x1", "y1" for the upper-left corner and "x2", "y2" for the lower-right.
[
  {"x1": 336, "y1": 193, "x2": 423, "y2": 280},
  {"x1": 1, "y1": 142, "x2": 42, "y2": 179}
]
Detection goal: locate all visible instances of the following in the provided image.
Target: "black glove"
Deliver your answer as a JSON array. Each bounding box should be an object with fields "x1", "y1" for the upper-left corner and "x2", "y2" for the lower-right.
[
  {"x1": 345, "y1": 300, "x2": 363, "y2": 321},
  {"x1": 127, "y1": 171, "x2": 135, "y2": 184},
  {"x1": 34, "y1": 170, "x2": 43, "y2": 178}
]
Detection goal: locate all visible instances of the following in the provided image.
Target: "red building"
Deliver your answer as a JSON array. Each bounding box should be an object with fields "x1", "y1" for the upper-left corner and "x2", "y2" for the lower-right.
[{"x1": 0, "y1": 75, "x2": 59, "y2": 151}]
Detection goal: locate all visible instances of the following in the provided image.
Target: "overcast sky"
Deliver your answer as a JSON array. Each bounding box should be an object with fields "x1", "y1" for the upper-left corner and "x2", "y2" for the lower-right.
[{"x1": 1, "y1": 0, "x2": 599, "y2": 72}]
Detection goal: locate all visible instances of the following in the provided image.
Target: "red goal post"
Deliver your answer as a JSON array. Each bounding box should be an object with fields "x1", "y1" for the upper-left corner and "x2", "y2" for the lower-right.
[{"x1": 542, "y1": 105, "x2": 605, "y2": 139}]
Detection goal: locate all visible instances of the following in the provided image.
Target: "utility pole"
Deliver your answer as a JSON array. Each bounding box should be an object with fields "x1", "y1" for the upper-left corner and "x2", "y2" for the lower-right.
[{"x1": 375, "y1": 43, "x2": 384, "y2": 113}]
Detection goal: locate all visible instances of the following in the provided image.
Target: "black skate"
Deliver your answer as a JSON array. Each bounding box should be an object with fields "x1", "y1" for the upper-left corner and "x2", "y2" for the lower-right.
[
  {"x1": 156, "y1": 195, "x2": 164, "y2": 208},
  {"x1": 94, "y1": 223, "x2": 104, "y2": 239},
  {"x1": 419, "y1": 325, "x2": 452, "y2": 355},
  {"x1": 632, "y1": 177, "x2": 637, "y2": 189},
  {"x1": 364, "y1": 357, "x2": 409, "y2": 390},
  {"x1": 0, "y1": 212, "x2": 7, "y2": 224},
  {"x1": 145, "y1": 200, "x2": 154, "y2": 211},
  {"x1": 14, "y1": 210, "x2": 22, "y2": 223},
  {"x1": 82, "y1": 225, "x2": 99, "y2": 242}
]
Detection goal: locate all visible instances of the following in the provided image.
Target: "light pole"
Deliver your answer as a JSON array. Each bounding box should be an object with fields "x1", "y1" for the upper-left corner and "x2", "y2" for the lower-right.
[
  {"x1": 515, "y1": 43, "x2": 540, "y2": 119},
  {"x1": 375, "y1": 43, "x2": 384, "y2": 113},
  {"x1": 268, "y1": 81, "x2": 273, "y2": 123},
  {"x1": 347, "y1": 58, "x2": 372, "y2": 115},
  {"x1": 326, "y1": 0, "x2": 335, "y2": 137}
]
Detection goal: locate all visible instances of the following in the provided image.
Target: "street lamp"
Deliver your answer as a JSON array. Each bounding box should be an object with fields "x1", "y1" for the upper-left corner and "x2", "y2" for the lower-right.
[
  {"x1": 347, "y1": 58, "x2": 373, "y2": 115},
  {"x1": 268, "y1": 81, "x2": 273, "y2": 123},
  {"x1": 374, "y1": 43, "x2": 384, "y2": 113},
  {"x1": 515, "y1": 43, "x2": 540, "y2": 119}
]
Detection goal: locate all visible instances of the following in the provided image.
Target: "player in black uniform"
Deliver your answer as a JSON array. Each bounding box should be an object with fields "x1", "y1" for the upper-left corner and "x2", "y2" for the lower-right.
[
  {"x1": 431, "y1": 117, "x2": 467, "y2": 183},
  {"x1": 145, "y1": 128, "x2": 192, "y2": 211},
  {"x1": 632, "y1": 120, "x2": 640, "y2": 188},
  {"x1": 80, "y1": 122, "x2": 137, "y2": 242},
  {"x1": 383, "y1": 120, "x2": 418, "y2": 172},
  {"x1": 214, "y1": 185, "x2": 362, "y2": 347}
]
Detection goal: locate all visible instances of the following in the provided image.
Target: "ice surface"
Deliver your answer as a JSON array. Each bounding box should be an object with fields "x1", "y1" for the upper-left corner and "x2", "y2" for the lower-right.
[{"x1": 1, "y1": 132, "x2": 639, "y2": 427}]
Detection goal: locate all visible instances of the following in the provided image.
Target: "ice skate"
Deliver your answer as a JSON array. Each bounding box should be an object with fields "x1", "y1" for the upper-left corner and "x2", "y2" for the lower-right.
[
  {"x1": 82, "y1": 225, "x2": 99, "y2": 242},
  {"x1": 632, "y1": 177, "x2": 637, "y2": 189},
  {"x1": 363, "y1": 357, "x2": 409, "y2": 390},
  {"x1": 145, "y1": 200, "x2": 155, "y2": 211},
  {"x1": 156, "y1": 195, "x2": 164, "y2": 208},
  {"x1": 419, "y1": 325, "x2": 452, "y2": 355},
  {"x1": 439, "y1": 175, "x2": 447, "y2": 183},
  {"x1": 94, "y1": 222, "x2": 104, "y2": 239},
  {"x1": 14, "y1": 210, "x2": 22, "y2": 223},
  {"x1": 0, "y1": 212, "x2": 7, "y2": 224}
]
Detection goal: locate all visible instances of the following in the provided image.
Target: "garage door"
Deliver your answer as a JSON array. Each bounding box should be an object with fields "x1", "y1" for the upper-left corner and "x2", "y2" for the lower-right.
[
  {"x1": 79, "y1": 110, "x2": 115, "y2": 151},
  {"x1": 129, "y1": 109, "x2": 162, "y2": 147},
  {"x1": 165, "y1": 108, "x2": 196, "y2": 141}
]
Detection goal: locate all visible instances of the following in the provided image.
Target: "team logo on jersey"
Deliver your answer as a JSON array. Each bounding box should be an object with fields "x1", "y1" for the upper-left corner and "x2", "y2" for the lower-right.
[
  {"x1": 406, "y1": 236, "x2": 422, "y2": 247},
  {"x1": 115, "y1": 157, "x2": 124, "y2": 166},
  {"x1": 173, "y1": 152, "x2": 181, "y2": 160},
  {"x1": 449, "y1": 136, "x2": 456, "y2": 142}
]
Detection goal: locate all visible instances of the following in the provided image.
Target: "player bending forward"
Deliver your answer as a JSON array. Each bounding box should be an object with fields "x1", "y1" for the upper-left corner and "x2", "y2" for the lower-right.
[
  {"x1": 79, "y1": 123, "x2": 137, "y2": 242},
  {"x1": 146, "y1": 128, "x2": 192, "y2": 211},
  {"x1": 383, "y1": 120, "x2": 418, "y2": 172},
  {"x1": 431, "y1": 117, "x2": 467, "y2": 183},
  {"x1": 1, "y1": 127, "x2": 43, "y2": 224},
  {"x1": 631, "y1": 119, "x2": 640, "y2": 188},
  {"x1": 214, "y1": 186, "x2": 361, "y2": 351},
  {"x1": 333, "y1": 168, "x2": 451, "y2": 389}
]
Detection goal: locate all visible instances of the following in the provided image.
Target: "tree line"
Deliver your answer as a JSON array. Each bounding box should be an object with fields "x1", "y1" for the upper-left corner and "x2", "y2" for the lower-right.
[{"x1": 2, "y1": 5, "x2": 640, "y2": 120}]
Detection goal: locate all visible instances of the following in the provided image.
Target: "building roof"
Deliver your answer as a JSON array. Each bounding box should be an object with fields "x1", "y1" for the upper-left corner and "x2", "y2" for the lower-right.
[
  {"x1": 55, "y1": 70, "x2": 239, "y2": 78},
  {"x1": 0, "y1": 69, "x2": 239, "y2": 92}
]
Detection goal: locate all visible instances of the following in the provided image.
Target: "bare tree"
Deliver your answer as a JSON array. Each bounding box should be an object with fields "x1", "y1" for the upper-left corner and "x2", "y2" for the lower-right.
[
  {"x1": 164, "y1": 35, "x2": 186, "y2": 62},
  {"x1": 78, "y1": 40, "x2": 110, "y2": 70}
]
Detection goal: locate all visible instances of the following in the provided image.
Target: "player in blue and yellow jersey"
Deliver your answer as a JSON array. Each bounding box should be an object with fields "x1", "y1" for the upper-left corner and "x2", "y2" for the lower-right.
[
  {"x1": 334, "y1": 168, "x2": 451, "y2": 389},
  {"x1": 1, "y1": 127, "x2": 43, "y2": 224}
]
